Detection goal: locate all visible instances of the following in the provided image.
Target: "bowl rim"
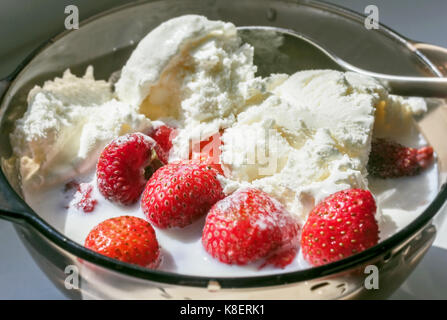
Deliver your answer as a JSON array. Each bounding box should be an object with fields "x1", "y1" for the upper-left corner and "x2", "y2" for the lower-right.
[{"x1": 1, "y1": 0, "x2": 447, "y2": 289}]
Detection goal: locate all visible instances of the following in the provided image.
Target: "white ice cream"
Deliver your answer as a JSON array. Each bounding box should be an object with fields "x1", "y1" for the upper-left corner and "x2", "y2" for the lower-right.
[
  {"x1": 10, "y1": 67, "x2": 151, "y2": 189},
  {"x1": 116, "y1": 14, "x2": 263, "y2": 122},
  {"x1": 117, "y1": 15, "x2": 234, "y2": 107},
  {"x1": 220, "y1": 70, "x2": 387, "y2": 220},
  {"x1": 116, "y1": 15, "x2": 397, "y2": 221},
  {"x1": 117, "y1": 15, "x2": 284, "y2": 161}
]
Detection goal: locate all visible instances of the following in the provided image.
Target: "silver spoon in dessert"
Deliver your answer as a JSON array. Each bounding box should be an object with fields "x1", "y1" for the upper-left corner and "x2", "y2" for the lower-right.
[{"x1": 238, "y1": 26, "x2": 447, "y2": 97}]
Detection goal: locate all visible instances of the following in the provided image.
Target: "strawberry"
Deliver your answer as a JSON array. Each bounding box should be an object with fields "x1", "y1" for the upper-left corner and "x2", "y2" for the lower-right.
[
  {"x1": 301, "y1": 188, "x2": 378, "y2": 267},
  {"x1": 85, "y1": 216, "x2": 160, "y2": 268},
  {"x1": 64, "y1": 180, "x2": 80, "y2": 192},
  {"x1": 192, "y1": 152, "x2": 224, "y2": 175},
  {"x1": 189, "y1": 131, "x2": 224, "y2": 174},
  {"x1": 141, "y1": 160, "x2": 224, "y2": 228},
  {"x1": 96, "y1": 133, "x2": 155, "y2": 205},
  {"x1": 148, "y1": 124, "x2": 177, "y2": 164},
  {"x1": 202, "y1": 188, "x2": 300, "y2": 267},
  {"x1": 72, "y1": 183, "x2": 97, "y2": 213},
  {"x1": 190, "y1": 131, "x2": 222, "y2": 158},
  {"x1": 367, "y1": 138, "x2": 434, "y2": 178}
]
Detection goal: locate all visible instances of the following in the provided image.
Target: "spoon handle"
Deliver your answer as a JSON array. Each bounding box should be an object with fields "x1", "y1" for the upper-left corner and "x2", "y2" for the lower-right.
[
  {"x1": 341, "y1": 63, "x2": 447, "y2": 97},
  {"x1": 375, "y1": 74, "x2": 447, "y2": 98},
  {"x1": 341, "y1": 41, "x2": 447, "y2": 97}
]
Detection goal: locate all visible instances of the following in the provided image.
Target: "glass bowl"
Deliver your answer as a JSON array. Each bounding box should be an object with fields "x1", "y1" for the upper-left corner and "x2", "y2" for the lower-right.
[{"x1": 0, "y1": 0, "x2": 446, "y2": 299}]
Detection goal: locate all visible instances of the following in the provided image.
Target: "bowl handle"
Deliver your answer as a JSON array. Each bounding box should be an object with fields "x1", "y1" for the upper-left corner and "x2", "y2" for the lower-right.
[
  {"x1": 0, "y1": 167, "x2": 32, "y2": 224},
  {"x1": 0, "y1": 78, "x2": 32, "y2": 224},
  {"x1": 411, "y1": 41, "x2": 447, "y2": 76}
]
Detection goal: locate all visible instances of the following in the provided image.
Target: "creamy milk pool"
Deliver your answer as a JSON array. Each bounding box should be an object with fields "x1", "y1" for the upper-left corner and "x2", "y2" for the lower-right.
[{"x1": 23, "y1": 134, "x2": 438, "y2": 277}]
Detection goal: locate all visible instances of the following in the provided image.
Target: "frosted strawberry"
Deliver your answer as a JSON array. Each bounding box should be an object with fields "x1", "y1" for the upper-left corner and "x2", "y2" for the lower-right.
[
  {"x1": 192, "y1": 152, "x2": 224, "y2": 175},
  {"x1": 85, "y1": 216, "x2": 160, "y2": 268},
  {"x1": 141, "y1": 160, "x2": 224, "y2": 228},
  {"x1": 72, "y1": 183, "x2": 97, "y2": 213},
  {"x1": 367, "y1": 138, "x2": 434, "y2": 178},
  {"x1": 148, "y1": 124, "x2": 177, "y2": 164},
  {"x1": 190, "y1": 131, "x2": 224, "y2": 174},
  {"x1": 202, "y1": 188, "x2": 300, "y2": 268},
  {"x1": 96, "y1": 133, "x2": 155, "y2": 205},
  {"x1": 301, "y1": 189, "x2": 379, "y2": 267}
]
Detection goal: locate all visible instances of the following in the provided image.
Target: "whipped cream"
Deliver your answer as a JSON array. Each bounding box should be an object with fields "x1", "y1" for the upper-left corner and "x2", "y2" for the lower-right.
[
  {"x1": 116, "y1": 15, "x2": 283, "y2": 161},
  {"x1": 28, "y1": 66, "x2": 113, "y2": 106},
  {"x1": 374, "y1": 94, "x2": 427, "y2": 147},
  {"x1": 116, "y1": 15, "x2": 245, "y2": 115},
  {"x1": 10, "y1": 67, "x2": 151, "y2": 189},
  {"x1": 220, "y1": 70, "x2": 385, "y2": 220},
  {"x1": 116, "y1": 16, "x2": 430, "y2": 222}
]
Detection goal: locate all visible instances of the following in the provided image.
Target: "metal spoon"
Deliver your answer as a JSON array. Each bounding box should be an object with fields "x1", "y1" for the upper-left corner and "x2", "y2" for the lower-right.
[{"x1": 237, "y1": 26, "x2": 447, "y2": 97}]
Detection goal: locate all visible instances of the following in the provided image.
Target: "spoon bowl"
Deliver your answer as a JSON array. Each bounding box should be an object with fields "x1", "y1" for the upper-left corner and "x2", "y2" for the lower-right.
[{"x1": 238, "y1": 26, "x2": 447, "y2": 97}]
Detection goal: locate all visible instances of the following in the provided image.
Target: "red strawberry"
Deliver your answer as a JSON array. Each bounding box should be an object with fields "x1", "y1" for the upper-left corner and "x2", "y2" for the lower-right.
[
  {"x1": 192, "y1": 152, "x2": 224, "y2": 175},
  {"x1": 85, "y1": 216, "x2": 160, "y2": 268},
  {"x1": 96, "y1": 133, "x2": 155, "y2": 205},
  {"x1": 202, "y1": 188, "x2": 300, "y2": 267},
  {"x1": 301, "y1": 188, "x2": 378, "y2": 267},
  {"x1": 367, "y1": 138, "x2": 434, "y2": 178},
  {"x1": 72, "y1": 183, "x2": 97, "y2": 213},
  {"x1": 190, "y1": 131, "x2": 222, "y2": 157},
  {"x1": 149, "y1": 124, "x2": 177, "y2": 164},
  {"x1": 190, "y1": 131, "x2": 224, "y2": 175},
  {"x1": 141, "y1": 160, "x2": 224, "y2": 228}
]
